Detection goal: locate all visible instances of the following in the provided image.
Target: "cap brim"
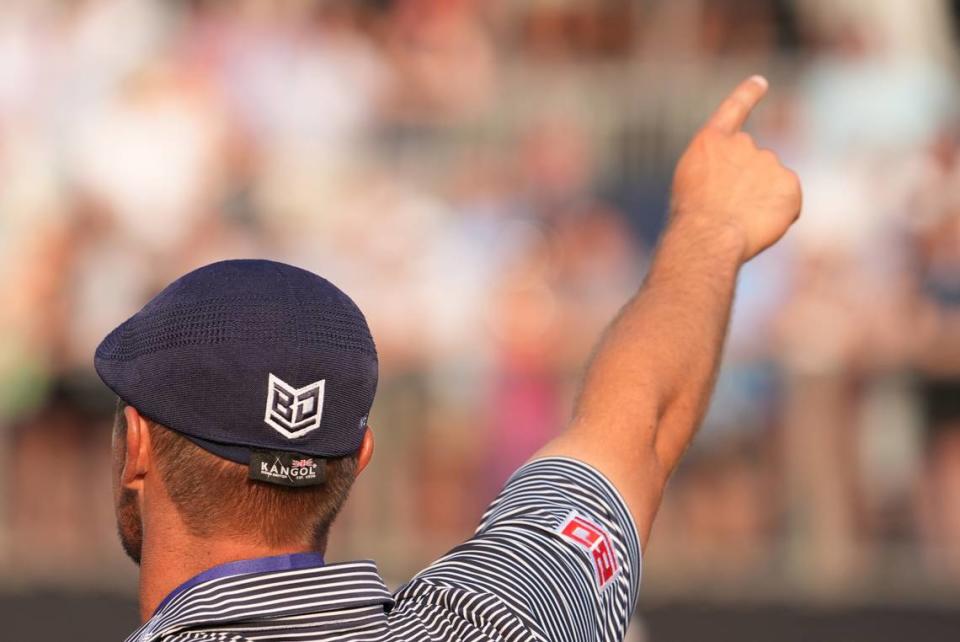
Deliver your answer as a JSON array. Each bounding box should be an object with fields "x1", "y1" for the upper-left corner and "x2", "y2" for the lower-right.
[{"x1": 181, "y1": 433, "x2": 253, "y2": 465}]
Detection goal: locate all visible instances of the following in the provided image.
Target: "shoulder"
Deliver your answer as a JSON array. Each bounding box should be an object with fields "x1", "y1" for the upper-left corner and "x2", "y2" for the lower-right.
[
  {"x1": 392, "y1": 457, "x2": 642, "y2": 642},
  {"x1": 391, "y1": 580, "x2": 549, "y2": 642}
]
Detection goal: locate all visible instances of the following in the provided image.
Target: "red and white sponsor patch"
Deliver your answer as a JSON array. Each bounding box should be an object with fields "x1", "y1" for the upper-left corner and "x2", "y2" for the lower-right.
[{"x1": 557, "y1": 511, "x2": 620, "y2": 590}]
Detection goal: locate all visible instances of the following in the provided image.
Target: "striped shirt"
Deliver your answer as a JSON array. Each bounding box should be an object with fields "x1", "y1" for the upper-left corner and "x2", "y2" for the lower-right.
[{"x1": 125, "y1": 457, "x2": 642, "y2": 642}]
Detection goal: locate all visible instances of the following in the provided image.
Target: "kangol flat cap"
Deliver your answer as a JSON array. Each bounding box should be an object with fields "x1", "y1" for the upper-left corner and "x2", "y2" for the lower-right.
[{"x1": 95, "y1": 259, "x2": 378, "y2": 468}]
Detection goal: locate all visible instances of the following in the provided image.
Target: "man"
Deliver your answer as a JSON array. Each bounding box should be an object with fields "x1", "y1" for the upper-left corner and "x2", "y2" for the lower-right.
[{"x1": 98, "y1": 76, "x2": 800, "y2": 642}]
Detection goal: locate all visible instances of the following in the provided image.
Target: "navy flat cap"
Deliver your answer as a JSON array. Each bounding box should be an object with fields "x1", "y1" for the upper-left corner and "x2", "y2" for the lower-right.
[{"x1": 95, "y1": 259, "x2": 378, "y2": 467}]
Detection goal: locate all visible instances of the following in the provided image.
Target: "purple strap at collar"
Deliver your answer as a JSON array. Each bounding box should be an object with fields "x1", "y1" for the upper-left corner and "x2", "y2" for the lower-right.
[{"x1": 154, "y1": 552, "x2": 326, "y2": 615}]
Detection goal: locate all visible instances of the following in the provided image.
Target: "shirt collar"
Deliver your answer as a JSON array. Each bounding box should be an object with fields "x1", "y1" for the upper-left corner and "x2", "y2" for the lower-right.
[
  {"x1": 127, "y1": 556, "x2": 393, "y2": 642},
  {"x1": 154, "y1": 551, "x2": 327, "y2": 615}
]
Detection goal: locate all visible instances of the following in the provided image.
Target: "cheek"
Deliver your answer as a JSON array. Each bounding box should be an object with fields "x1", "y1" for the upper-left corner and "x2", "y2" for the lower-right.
[{"x1": 116, "y1": 487, "x2": 144, "y2": 564}]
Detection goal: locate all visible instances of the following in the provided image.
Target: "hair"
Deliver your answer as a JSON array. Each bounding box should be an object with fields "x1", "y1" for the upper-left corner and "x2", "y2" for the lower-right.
[{"x1": 115, "y1": 399, "x2": 359, "y2": 550}]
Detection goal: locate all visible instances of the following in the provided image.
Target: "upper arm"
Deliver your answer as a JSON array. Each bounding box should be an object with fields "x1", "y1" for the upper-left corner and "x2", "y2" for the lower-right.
[
  {"x1": 532, "y1": 423, "x2": 667, "y2": 551},
  {"x1": 395, "y1": 458, "x2": 641, "y2": 642}
]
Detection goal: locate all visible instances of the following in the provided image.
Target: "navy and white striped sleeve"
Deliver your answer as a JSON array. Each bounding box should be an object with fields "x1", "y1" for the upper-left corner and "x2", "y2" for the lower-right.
[{"x1": 394, "y1": 457, "x2": 642, "y2": 642}]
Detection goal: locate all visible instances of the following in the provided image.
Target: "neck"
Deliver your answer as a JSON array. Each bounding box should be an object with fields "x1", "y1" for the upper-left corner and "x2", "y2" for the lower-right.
[{"x1": 138, "y1": 529, "x2": 316, "y2": 623}]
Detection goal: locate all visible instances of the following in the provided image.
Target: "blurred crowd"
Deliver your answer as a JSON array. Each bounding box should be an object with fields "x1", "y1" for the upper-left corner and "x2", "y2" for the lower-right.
[{"x1": 0, "y1": 0, "x2": 959, "y2": 603}]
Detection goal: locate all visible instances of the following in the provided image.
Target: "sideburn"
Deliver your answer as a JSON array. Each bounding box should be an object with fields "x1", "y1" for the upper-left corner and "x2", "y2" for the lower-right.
[{"x1": 113, "y1": 399, "x2": 144, "y2": 565}]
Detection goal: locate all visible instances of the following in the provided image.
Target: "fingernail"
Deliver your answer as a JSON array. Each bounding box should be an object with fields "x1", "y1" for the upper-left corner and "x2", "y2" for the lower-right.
[{"x1": 750, "y1": 75, "x2": 769, "y2": 90}]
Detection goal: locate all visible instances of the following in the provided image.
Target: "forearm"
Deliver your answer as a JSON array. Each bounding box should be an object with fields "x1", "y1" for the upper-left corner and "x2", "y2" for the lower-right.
[
  {"x1": 571, "y1": 217, "x2": 744, "y2": 479},
  {"x1": 532, "y1": 76, "x2": 800, "y2": 547}
]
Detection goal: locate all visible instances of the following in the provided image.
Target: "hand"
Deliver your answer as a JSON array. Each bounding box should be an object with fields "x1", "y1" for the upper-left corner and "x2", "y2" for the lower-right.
[{"x1": 670, "y1": 75, "x2": 802, "y2": 263}]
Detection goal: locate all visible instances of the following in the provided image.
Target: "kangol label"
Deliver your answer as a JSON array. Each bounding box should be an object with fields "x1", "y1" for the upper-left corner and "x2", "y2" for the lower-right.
[{"x1": 249, "y1": 450, "x2": 327, "y2": 487}]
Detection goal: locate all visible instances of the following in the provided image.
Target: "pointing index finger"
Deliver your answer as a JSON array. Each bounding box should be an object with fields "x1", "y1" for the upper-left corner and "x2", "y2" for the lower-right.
[{"x1": 707, "y1": 75, "x2": 769, "y2": 134}]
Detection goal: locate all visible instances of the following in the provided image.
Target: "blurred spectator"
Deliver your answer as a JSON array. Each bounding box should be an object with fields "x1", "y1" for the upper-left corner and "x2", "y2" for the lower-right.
[{"x1": 0, "y1": 0, "x2": 958, "y2": 608}]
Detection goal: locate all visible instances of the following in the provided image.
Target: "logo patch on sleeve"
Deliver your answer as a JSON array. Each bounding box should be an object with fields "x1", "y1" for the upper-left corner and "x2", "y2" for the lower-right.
[{"x1": 557, "y1": 511, "x2": 620, "y2": 590}]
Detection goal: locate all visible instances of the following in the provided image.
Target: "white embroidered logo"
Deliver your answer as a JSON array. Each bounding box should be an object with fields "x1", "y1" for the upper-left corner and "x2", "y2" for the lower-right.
[{"x1": 264, "y1": 374, "x2": 325, "y2": 439}]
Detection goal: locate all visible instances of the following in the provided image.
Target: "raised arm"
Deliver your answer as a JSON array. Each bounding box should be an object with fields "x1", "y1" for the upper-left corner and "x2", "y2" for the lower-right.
[{"x1": 535, "y1": 76, "x2": 802, "y2": 549}]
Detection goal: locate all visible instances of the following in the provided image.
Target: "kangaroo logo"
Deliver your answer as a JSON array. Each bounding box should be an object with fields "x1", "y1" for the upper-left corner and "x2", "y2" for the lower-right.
[{"x1": 264, "y1": 374, "x2": 325, "y2": 439}]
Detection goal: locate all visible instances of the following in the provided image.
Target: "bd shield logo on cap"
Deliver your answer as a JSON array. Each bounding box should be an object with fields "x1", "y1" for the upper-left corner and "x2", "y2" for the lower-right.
[{"x1": 264, "y1": 374, "x2": 325, "y2": 439}]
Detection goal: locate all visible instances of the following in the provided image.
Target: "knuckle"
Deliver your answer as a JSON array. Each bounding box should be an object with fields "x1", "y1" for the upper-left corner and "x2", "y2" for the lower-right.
[
  {"x1": 698, "y1": 127, "x2": 720, "y2": 144},
  {"x1": 758, "y1": 148, "x2": 777, "y2": 163},
  {"x1": 690, "y1": 130, "x2": 717, "y2": 154},
  {"x1": 781, "y1": 169, "x2": 803, "y2": 216},
  {"x1": 783, "y1": 168, "x2": 801, "y2": 191},
  {"x1": 729, "y1": 94, "x2": 750, "y2": 113}
]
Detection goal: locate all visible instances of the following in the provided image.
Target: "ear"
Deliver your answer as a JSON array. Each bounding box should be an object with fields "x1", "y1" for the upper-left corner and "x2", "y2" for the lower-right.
[
  {"x1": 356, "y1": 426, "x2": 374, "y2": 474},
  {"x1": 121, "y1": 405, "x2": 153, "y2": 491}
]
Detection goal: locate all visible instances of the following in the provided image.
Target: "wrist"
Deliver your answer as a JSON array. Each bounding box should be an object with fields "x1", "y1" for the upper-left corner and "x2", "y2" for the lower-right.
[{"x1": 660, "y1": 211, "x2": 749, "y2": 268}]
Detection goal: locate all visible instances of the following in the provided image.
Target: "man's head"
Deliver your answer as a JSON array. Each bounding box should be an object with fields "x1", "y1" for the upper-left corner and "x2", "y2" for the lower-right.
[
  {"x1": 96, "y1": 260, "x2": 379, "y2": 563},
  {"x1": 112, "y1": 399, "x2": 373, "y2": 564}
]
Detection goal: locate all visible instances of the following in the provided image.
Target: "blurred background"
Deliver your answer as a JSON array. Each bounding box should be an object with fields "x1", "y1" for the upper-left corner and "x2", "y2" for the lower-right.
[{"x1": 1, "y1": 0, "x2": 959, "y2": 640}]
